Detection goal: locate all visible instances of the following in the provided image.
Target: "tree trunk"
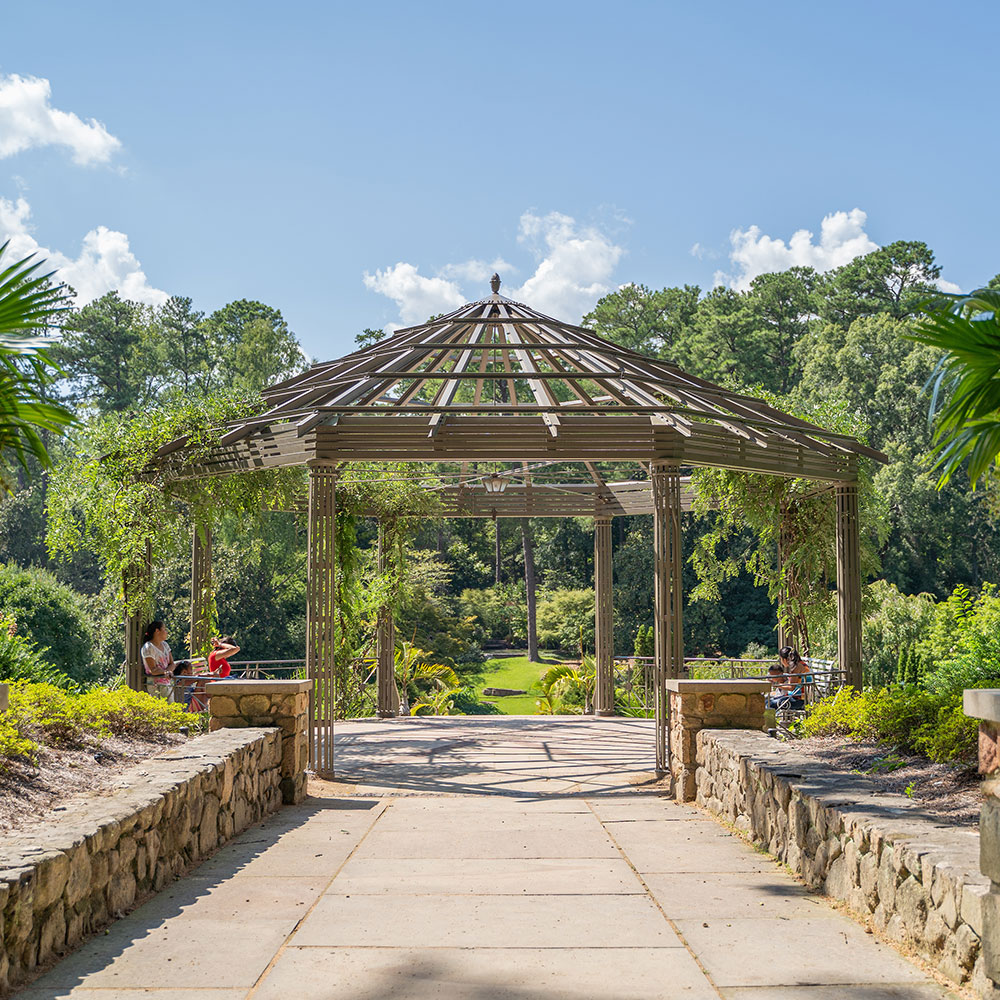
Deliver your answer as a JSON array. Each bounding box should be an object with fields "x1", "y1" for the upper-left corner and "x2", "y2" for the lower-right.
[
  {"x1": 494, "y1": 520, "x2": 501, "y2": 585},
  {"x1": 521, "y1": 517, "x2": 539, "y2": 662}
]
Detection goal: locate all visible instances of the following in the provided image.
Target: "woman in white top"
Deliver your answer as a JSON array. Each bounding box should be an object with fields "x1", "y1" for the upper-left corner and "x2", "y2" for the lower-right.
[{"x1": 140, "y1": 620, "x2": 176, "y2": 702}]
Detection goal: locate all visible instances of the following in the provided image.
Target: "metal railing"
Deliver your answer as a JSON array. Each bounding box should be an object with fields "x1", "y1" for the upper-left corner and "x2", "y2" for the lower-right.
[{"x1": 611, "y1": 655, "x2": 845, "y2": 715}]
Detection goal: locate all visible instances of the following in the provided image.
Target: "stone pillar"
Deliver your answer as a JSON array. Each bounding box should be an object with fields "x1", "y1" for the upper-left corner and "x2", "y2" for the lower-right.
[
  {"x1": 835, "y1": 483, "x2": 863, "y2": 689},
  {"x1": 593, "y1": 516, "x2": 614, "y2": 716},
  {"x1": 964, "y1": 688, "x2": 1000, "y2": 988},
  {"x1": 209, "y1": 679, "x2": 313, "y2": 804},
  {"x1": 652, "y1": 462, "x2": 684, "y2": 774},
  {"x1": 306, "y1": 463, "x2": 337, "y2": 777},
  {"x1": 376, "y1": 520, "x2": 397, "y2": 718},
  {"x1": 666, "y1": 678, "x2": 770, "y2": 802}
]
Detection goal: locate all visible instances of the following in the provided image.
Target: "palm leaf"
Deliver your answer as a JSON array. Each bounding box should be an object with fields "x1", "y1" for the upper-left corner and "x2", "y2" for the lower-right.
[
  {"x1": 909, "y1": 291, "x2": 1000, "y2": 486},
  {"x1": 0, "y1": 243, "x2": 77, "y2": 488}
]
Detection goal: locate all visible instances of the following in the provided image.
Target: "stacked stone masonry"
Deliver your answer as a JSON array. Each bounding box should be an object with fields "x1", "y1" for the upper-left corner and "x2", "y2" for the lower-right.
[
  {"x1": 0, "y1": 728, "x2": 282, "y2": 995},
  {"x1": 208, "y1": 679, "x2": 312, "y2": 804},
  {"x1": 667, "y1": 679, "x2": 769, "y2": 802},
  {"x1": 696, "y1": 729, "x2": 998, "y2": 999}
]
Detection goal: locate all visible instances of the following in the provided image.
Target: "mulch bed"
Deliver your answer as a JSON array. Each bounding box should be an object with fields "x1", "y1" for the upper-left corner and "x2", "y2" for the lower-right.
[
  {"x1": 0, "y1": 734, "x2": 187, "y2": 837},
  {"x1": 796, "y1": 735, "x2": 983, "y2": 827}
]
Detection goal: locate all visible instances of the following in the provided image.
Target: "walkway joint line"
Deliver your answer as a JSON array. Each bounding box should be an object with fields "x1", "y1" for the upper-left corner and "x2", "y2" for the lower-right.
[
  {"x1": 585, "y1": 798, "x2": 726, "y2": 1000},
  {"x1": 243, "y1": 798, "x2": 393, "y2": 999}
]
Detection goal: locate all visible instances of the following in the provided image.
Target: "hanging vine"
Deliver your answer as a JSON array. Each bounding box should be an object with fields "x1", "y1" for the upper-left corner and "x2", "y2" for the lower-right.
[{"x1": 689, "y1": 396, "x2": 887, "y2": 654}]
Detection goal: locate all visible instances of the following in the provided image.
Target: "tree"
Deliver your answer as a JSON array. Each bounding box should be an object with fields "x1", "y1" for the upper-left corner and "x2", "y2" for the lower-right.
[
  {"x1": 910, "y1": 287, "x2": 1000, "y2": 487},
  {"x1": 199, "y1": 300, "x2": 306, "y2": 394},
  {"x1": 583, "y1": 283, "x2": 700, "y2": 357},
  {"x1": 818, "y1": 241, "x2": 942, "y2": 327},
  {"x1": 158, "y1": 295, "x2": 208, "y2": 393},
  {"x1": 53, "y1": 291, "x2": 155, "y2": 412},
  {"x1": 0, "y1": 243, "x2": 76, "y2": 488}
]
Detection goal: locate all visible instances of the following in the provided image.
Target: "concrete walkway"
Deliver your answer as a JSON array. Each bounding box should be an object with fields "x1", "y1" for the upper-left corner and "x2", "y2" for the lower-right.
[{"x1": 20, "y1": 718, "x2": 956, "y2": 999}]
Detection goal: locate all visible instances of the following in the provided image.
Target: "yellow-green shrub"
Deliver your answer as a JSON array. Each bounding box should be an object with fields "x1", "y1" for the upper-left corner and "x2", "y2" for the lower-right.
[
  {"x1": 798, "y1": 682, "x2": 991, "y2": 765},
  {"x1": 0, "y1": 682, "x2": 189, "y2": 770}
]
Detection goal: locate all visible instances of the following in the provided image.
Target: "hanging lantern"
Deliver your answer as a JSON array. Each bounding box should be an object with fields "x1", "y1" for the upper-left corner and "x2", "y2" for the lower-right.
[{"x1": 483, "y1": 473, "x2": 511, "y2": 495}]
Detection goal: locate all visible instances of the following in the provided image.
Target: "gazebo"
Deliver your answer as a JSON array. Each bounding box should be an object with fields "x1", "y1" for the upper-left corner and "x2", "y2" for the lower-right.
[{"x1": 138, "y1": 275, "x2": 884, "y2": 776}]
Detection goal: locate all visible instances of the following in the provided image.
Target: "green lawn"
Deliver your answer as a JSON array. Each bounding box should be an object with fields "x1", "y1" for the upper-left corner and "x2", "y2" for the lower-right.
[{"x1": 472, "y1": 652, "x2": 570, "y2": 715}]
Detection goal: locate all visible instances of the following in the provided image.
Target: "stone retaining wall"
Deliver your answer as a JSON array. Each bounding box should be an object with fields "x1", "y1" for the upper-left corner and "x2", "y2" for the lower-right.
[
  {"x1": 0, "y1": 728, "x2": 282, "y2": 995},
  {"x1": 696, "y1": 729, "x2": 998, "y2": 999}
]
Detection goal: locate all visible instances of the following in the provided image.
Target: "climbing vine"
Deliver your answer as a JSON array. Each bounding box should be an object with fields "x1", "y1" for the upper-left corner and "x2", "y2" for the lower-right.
[{"x1": 689, "y1": 395, "x2": 887, "y2": 653}]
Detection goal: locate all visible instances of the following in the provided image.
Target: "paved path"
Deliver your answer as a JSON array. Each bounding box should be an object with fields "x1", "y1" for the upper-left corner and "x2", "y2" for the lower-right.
[{"x1": 20, "y1": 718, "x2": 956, "y2": 999}]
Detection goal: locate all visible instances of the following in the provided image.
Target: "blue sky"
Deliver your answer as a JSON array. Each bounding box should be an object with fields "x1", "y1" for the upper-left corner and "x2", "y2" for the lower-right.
[{"x1": 2, "y1": 1, "x2": 999, "y2": 359}]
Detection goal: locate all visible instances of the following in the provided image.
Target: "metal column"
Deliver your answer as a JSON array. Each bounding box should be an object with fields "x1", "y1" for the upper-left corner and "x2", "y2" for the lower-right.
[
  {"x1": 306, "y1": 463, "x2": 338, "y2": 776},
  {"x1": 652, "y1": 462, "x2": 683, "y2": 775},
  {"x1": 593, "y1": 516, "x2": 614, "y2": 716},
  {"x1": 835, "y1": 482, "x2": 863, "y2": 689},
  {"x1": 190, "y1": 524, "x2": 212, "y2": 659},
  {"x1": 376, "y1": 520, "x2": 397, "y2": 718}
]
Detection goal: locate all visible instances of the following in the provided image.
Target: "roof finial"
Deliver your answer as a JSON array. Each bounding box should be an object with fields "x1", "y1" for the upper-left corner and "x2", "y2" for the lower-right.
[{"x1": 490, "y1": 272, "x2": 501, "y2": 295}]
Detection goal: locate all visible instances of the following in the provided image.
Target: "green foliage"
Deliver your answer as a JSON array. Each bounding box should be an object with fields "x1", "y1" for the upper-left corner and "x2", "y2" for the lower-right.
[
  {"x1": 0, "y1": 563, "x2": 93, "y2": 678},
  {"x1": 536, "y1": 588, "x2": 595, "y2": 652},
  {"x1": 0, "y1": 681, "x2": 189, "y2": 771},
  {"x1": 633, "y1": 624, "x2": 654, "y2": 658},
  {"x1": 690, "y1": 395, "x2": 885, "y2": 653},
  {"x1": 0, "y1": 614, "x2": 78, "y2": 688},
  {"x1": 909, "y1": 288, "x2": 1000, "y2": 486},
  {"x1": 919, "y1": 583, "x2": 1000, "y2": 695},
  {"x1": 46, "y1": 394, "x2": 304, "y2": 617},
  {"x1": 0, "y1": 243, "x2": 76, "y2": 488},
  {"x1": 458, "y1": 585, "x2": 526, "y2": 646},
  {"x1": 532, "y1": 658, "x2": 593, "y2": 715},
  {"x1": 799, "y1": 680, "x2": 995, "y2": 765}
]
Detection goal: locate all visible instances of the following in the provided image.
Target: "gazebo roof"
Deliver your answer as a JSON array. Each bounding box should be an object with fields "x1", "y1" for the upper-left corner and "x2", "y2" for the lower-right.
[{"x1": 157, "y1": 276, "x2": 884, "y2": 492}]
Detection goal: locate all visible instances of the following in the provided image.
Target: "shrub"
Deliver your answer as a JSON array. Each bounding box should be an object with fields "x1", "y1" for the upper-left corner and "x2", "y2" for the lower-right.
[
  {"x1": 633, "y1": 625, "x2": 654, "y2": 658},
  {"x1": 536, "y1": 588, "x2": 595, "y2": 652},
  {"x1": 458, "y1": 585, "x2": 526, "y2": 646},
  {"x1": 0, "y1": 564, "x2": 94, "y2": 680},
  {"x1": 798, "y1": 683, "x2": 990, "y2": 765},
  {"x1": 0, "y1": 615, "x2": 79, "y2": 688},
  {"x1": 1, "y1": 681, "x2": 189, "y2": 765}
]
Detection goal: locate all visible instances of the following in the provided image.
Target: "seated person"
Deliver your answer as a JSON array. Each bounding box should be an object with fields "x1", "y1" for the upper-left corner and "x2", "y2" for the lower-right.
[
  {"x1": 140, "y1": 621, "x2": 176, "y2": 702},
  {"x1": 767, "y1": 646, "x2": 811, "y2": 710}
]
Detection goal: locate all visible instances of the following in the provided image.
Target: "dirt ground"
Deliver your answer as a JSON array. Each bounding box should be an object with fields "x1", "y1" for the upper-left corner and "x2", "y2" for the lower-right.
[
  {"x1": 797, "y1": 735, "x2": 983, "y2": 827},
  {"x1": 0, "y1": 734, "x2": 186, "y2": 836}
]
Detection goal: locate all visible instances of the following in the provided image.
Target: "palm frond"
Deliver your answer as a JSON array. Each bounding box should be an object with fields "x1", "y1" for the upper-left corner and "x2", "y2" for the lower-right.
[{"x1": 909, "y1": 290, "x2": 1000, "y2": 486}]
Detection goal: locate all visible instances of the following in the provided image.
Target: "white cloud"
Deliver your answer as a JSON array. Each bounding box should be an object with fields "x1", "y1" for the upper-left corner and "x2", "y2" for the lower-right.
[
  {"x1": 0, "y1": 74, "x2": 121, "y2": 166},
  {"x1": 718, "y1": 209, "x2": 879, "y2": 291},
  {"x1": 439, "y1": 257, "x2": 513, "y2": 284},
  {"x1": 0, "y1": 195, "x2": 168, "y2": 306},
  {"x1": 363, "y1": 212, "x2": 625, "y2": 329},
  {"x1": 362, "y1": 262, "x2": 467, "y2": 326},
  {"x1": 689, "y1": 241, "x2": 719, "y2": 261},
  {"x1": 508, "y1": 211, "x2": 624, "y2": 320}
]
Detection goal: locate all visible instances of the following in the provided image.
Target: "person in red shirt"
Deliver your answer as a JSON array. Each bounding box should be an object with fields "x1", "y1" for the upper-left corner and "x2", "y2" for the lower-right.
[{"x1": 208, "y1": 636, "x2": 240, "y2": 678}]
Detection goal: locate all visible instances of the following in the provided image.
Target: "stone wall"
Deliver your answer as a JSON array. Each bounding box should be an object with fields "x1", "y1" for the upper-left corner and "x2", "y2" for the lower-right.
[
  {"x1": 0, "y1": 728, "x2": 282, "y2": 995},
  {"x1": 696, "y1": 729, "x2": 997, "y2": 998},
  {"x1": 208, "y1": 679, "x2": 312, "y2": 804},
  {"x1": 667, "y1": 679, "x2": 769, "y2": 802}
]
